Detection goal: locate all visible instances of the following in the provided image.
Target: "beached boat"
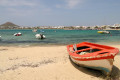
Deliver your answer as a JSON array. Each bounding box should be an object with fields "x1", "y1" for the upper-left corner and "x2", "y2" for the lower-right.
[
  {"x1": 67, "y1": 42, "x2": 119, "y2": 75},
  {"x1": 35, "y1": 34, "x2": 46, "y2": 39},
  {"x1": 97, "y1": 30, "x2": 110, "y2": 34},
  {"x1": 14, "y1": 32, "x2": 22, "y2": 36}
]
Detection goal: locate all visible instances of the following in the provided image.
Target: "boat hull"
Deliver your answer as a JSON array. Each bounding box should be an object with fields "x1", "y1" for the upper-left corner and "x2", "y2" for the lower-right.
[
  {"x1": 97, "y1": 31, "x2": 110, "y2": 34},
  {"x1": 67, "y1": 42, "x2": 119, "y2": 75},
  {"x1": 70, "y1": 56, "x2": 113, "y2": 75},
  {"x1": 35, "y1": 34, "x2": 46, "y2": 39}
]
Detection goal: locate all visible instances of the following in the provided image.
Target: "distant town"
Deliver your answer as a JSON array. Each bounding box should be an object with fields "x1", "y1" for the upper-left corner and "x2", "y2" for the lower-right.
[{"x1": 0, "y1": 22, "x2": 120, "y2": 30}]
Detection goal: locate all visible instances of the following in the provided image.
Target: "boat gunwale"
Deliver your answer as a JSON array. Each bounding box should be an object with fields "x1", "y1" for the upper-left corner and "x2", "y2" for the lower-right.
[{"x1": 67, "y1": 42, "x2": 119, "y2": 61}]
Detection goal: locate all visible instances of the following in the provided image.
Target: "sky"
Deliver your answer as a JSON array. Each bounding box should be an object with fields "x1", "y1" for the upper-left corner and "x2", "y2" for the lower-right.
[{"x1": 0, "y1": 0, "x2": 120, "y2": 26}]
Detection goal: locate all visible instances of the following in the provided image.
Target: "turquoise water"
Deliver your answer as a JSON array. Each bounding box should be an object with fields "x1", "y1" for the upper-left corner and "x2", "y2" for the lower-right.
[{"x1": 0, "y1": 29, "x2": 120, "y2": 46}]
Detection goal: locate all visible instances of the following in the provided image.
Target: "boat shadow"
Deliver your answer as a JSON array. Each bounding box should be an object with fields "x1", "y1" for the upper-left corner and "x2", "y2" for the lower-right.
[
  {"x1": 117, "y1": 52, "x2": 120, "y2": 55},
  {"x1": 69, "y1": 57, "x2": 120, "y2": 80},
  {"x1": 109, "y1": 66, "x2": 120, "y2": 80}
]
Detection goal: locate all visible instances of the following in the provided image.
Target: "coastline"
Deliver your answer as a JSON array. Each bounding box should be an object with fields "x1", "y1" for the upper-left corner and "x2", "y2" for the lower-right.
[
  {"x1": 0, "y1": 41, "x2": 119, "y2": 47},
  {"x1": 0, "y1": 44, "x2": 120, "y2": 80}
]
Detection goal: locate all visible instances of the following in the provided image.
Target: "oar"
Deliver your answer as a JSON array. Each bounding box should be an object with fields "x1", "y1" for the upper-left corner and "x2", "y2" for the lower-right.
[{"x1": 73, "y1": 44, "x2": 77, "y2": 51}]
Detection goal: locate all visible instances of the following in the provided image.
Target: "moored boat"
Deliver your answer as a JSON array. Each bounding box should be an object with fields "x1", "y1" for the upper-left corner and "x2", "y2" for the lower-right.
[
  {"x1": 32, "y1": 29, "x2": 37, "y2": 32},
  {"x1": 14, "y1": 32, "x2": 22, "y2": 36},
  {"x1": 67, "y1": 42, "x2": 119, "y2": 75},
  {"x1": 97, "y1": 30, "x2": 110, "y2": 34},
  {"x1": 35, "y1": 33, "x2": 46, "y2": 39},
  {"x1": 0, "y1": 36, "x2": 2, "y2": 40}
]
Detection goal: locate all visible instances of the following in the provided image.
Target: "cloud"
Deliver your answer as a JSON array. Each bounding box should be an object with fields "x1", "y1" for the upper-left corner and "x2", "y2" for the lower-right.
[
  {"x1": 7, "y1": 8, "x2": 35, "y2": 16},
  {"x1": 0, "y1": 0, "x2": 36, "y2": 7},
  {"x1": 65, "y1": 0, "x2": 82, "y2": 8},
  {"x1": 0, "y1": 0, "x2": 39, "y2": 16},
  {"x1": 0, "y1": 0, "x2": 84, "y2": 17},
  {"x1": 56, "y1": 0, "x2": 84, "y2": 9},
  {"x1": 0, "y1": 0, "x2": 52, "y2": 16}
]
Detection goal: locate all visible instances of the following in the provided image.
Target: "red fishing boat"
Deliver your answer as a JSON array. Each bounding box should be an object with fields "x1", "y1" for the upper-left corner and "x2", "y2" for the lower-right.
[{"x1": 67, "y1": 42, "x2": 119, "y2": 75}]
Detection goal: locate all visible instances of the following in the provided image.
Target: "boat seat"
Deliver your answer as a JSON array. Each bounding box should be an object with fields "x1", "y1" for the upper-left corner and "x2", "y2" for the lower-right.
[
  {"x1": 76, "y1": 48, "x2": 91, "y2": 53},
  {"x1": 73, "y1": 44, "x2": 110, "y2": 55},
  {"x1": 89, "y1": 50, "x2": 110, "y2": 56}
]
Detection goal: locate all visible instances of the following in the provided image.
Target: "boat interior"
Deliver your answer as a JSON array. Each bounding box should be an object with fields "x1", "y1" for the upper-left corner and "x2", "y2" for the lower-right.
[{"x1": 73, "y1": 45, "x2": 109, "y2": 55}]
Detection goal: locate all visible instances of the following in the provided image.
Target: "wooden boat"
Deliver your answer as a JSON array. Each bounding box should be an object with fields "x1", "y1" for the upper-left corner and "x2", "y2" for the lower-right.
[
  {"x1": 67, "y1": 42, "x2": 119, "y2": 75},
  {"x1": 97, "y1": 30, "x2": 110, "y2": 34}
]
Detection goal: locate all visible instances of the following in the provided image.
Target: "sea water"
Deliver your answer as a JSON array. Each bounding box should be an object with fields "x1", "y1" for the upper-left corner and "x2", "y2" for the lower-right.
[{"x1": 0, "y1": 29, "x2": 120, "y2": 46}]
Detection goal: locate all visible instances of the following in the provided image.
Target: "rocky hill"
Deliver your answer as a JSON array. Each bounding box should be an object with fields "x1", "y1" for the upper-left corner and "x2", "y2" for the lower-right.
[{"x1": 0, "y1": 22, "x2": 20, "y2": 29}]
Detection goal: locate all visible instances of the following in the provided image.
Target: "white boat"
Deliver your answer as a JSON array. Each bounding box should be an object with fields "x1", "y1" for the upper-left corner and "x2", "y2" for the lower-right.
[
  {"x1": 0, "y1": 36, "x2": 2, "y2": 40},
  {"x1": 33, "y1": 29, "x2": 37, "y2": 32},
  {"x1": 35, "y1": 34, "x2": 46, "y2": 39},
  {"x1": 40, "y1": 30, "x2": 44, "y2": 33},
  {"x1": 14, "y1": 32, "x2": 22, "y2": 36},
  {"x1": 97, "y1": 30, "x2": 110, "y2": 34}
]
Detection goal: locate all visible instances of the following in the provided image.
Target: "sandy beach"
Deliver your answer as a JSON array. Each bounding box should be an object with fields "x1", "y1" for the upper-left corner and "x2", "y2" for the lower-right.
[{"x1": 0, "y1": 45, "x2": 120, "y2": 80}]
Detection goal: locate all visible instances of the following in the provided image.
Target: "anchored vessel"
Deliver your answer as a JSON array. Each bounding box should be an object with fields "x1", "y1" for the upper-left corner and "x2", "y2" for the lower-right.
[
  {"x1": 97, "y1": 30, "x2": 110, "y2": 34},
  {"x1": 67, "y1": 42, "x2": 119, "y2": 75},
  {"x1": 35, "y1": 34, "x2": 46, "y2": 39},
  {"x1": 14, "y1": 32, "x2": 22, "y2": 36},
  {"x1": 32, "y1": 29, "x2": 37, "y2": 32}
]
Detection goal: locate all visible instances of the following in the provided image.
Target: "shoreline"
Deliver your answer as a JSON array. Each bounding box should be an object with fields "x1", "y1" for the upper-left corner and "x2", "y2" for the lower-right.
[{"x1": 0, "y1": 41, "x2": 119, "y2": 47}]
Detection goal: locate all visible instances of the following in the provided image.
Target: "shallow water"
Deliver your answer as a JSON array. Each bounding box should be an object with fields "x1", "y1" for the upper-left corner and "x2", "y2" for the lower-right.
[{"x1": 0, "y1": 29, "x2": 120, "y2": 46}]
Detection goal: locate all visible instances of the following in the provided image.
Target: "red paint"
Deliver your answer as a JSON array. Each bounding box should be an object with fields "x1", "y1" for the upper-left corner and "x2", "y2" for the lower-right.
[{"x1": 67, "y1": 42, "x2": 119, "y2": 61}]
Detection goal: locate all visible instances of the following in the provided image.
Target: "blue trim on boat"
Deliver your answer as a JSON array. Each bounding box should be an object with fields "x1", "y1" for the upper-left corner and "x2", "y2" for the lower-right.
[{"x1": 87, "y1": 66, "x2": 110, "y2": 72}]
